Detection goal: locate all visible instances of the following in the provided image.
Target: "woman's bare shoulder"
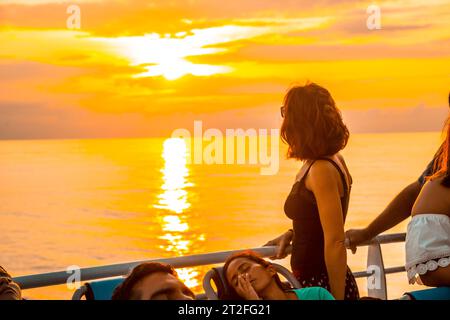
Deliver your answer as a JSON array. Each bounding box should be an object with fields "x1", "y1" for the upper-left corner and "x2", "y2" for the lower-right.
[
  {"x1": 307, "y1": 160, "x2": 341, "y2": 184},
  {"x1": 423, "y1": 177, "x2": 450, "y2": 192},
  {"x1": 413, "y1": 177, "x2": 450, "y2": 215}
]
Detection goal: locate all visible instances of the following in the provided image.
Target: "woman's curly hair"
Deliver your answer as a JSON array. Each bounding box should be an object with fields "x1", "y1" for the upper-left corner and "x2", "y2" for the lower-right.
[{"x1": 280, "y1": 83, "x2": 349, "y2": 160}]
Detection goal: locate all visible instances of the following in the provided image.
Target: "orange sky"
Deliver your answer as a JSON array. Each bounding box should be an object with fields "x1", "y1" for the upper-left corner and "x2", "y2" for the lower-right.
[{"x1": 0, "y1": 0, "x2": 449, "y2": 139}]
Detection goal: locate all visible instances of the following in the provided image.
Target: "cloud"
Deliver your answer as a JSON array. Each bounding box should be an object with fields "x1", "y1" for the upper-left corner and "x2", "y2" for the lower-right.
[
  {"x1": 1, "y1": 0, "x2": 449, "y2": 139},
  {"x1": 0, "y1": 101, "x2": 73, "y2": 139},
  {"x1": 91, "y1": 17, "x2": 329, "y2": 79},
  {"x1": 0, "y1": 60, "x2": 79, "y2": 81},
  {"x1": 0, "y1": 100, "x2": 171, "y2": 139},
  {"x1": 1, "y1": 97, "x2": 448, "y2": 139},
  {"x1": 343, "y1": 105, "x2": 449, "y2": 133},
  {"x1": 0, "y1": 0, "x2": 105, "y2": 4}
]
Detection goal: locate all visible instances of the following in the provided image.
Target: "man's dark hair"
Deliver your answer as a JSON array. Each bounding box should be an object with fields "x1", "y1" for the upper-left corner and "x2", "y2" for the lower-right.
[
  {"x1": 0, "y1": 266, "x2": 11, "y2": 279},
  {"x1": 112, "y1": 262, "x2": 177, "y2": 300}
]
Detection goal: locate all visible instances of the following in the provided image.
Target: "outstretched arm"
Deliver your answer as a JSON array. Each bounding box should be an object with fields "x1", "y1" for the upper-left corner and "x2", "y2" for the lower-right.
[
  {"x1": 366, "y1": 181, "x2": 420, "y2": 237},
  {"x1": 345, "y1": 150, "x2": 441, "y2": 253},
  {"x1": 346, "y1": 181, "x2": 421, "y2": 253}
]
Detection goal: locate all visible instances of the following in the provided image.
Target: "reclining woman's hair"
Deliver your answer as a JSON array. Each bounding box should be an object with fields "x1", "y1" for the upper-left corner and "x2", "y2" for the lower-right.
[
  {"x1": 112, "y1": 262, "x2": 177, "y2": 300},
  {"x1": 222, "y1": 251, "x2": 291, "y2": 299}
]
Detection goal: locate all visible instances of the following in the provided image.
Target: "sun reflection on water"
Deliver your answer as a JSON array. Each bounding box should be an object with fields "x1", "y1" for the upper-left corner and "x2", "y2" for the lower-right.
[
  {"x1": 154, "y1": 138, "x2": 193, "y2": 213},
  {"x1": 153, "y1": 138, "x2": 205, "y2": 290}
]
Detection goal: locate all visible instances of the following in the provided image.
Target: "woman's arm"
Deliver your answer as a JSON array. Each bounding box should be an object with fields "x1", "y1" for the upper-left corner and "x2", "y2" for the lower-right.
[
  {"x1": 308, "y1": 160, "x2": 347, "y2": 300},
  {"x1": 346, "y1": 181, "x2": 420, "y2": 253}
]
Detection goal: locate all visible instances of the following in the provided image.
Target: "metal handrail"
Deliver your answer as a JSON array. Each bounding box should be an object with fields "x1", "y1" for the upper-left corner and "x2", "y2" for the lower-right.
[
  {"x1": 13, "y1": 232, "x2": 407, "y2": 293},
  {"x1": 14, "y1": 246, "x2": 280, "y2": 290},
  {"x1": 359, "y1": 233, "x2": 405, "y2": 246}
]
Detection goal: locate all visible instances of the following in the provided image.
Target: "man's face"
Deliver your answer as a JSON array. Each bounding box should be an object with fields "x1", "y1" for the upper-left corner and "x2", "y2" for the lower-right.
[
  {"x1": 131, "y1": 272, "x2": 195, "y2": 300},
  {"x1": 0, "y1": 277, "x2": 22, "y2": 300}
]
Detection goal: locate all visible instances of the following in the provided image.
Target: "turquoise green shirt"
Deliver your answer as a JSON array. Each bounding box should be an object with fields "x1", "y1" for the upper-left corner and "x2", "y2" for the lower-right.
[{"x1": 293, "y1": 287, "x2": 335, "y2": 300}]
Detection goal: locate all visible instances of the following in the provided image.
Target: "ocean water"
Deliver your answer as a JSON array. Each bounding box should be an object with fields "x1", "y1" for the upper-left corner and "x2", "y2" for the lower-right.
[{"x1": 0, "y1": 131, "x2": 443, "y2": 299}]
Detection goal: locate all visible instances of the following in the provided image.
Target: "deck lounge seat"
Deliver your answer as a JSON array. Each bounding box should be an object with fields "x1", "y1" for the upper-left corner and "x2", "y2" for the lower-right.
[
  {"x1": 202, "y1": 263, "x2": 301, "y2": 300},
  {"x1": 405, "y1": 287, "x2": 450, "y2": 300},
  {"x1": 71, "y1": 276, "x2": 208, "y2": 300},
  {"x1": 72, "y1": 263, "x2": 300, "y2": 300},
  {"x1": 72, "y1": 277, "x2": 124, "y2": 300}
]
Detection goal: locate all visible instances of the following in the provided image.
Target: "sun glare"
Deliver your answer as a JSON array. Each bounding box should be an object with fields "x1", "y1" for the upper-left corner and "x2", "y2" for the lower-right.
[
  {"x1": 93, "y1": 31, "x2": 234, "y2": 80},
  {"x1": 90, "y1": 19, "x2": 331, "y2": 80}
]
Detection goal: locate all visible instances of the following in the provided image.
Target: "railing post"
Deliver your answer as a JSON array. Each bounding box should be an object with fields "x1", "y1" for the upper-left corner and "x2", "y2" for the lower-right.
[{"x1": 366, "y1": 241, "x2": 387, "y2": 300}]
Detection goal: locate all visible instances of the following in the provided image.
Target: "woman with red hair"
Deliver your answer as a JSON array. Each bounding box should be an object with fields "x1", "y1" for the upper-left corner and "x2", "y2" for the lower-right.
[{"x1": 406, "y1": 110, "x2": 450, "y2": 287}]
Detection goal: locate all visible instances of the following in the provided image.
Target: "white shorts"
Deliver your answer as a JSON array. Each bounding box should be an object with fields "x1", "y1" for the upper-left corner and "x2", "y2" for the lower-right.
[{"x1": 405, "y1": 214, "x2": 450, "y2": 284}]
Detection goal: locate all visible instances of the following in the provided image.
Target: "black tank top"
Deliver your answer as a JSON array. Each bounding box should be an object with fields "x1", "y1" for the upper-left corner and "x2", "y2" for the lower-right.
[{"x1": 284, "y1": 157, "x2": 351, "y2": 278}]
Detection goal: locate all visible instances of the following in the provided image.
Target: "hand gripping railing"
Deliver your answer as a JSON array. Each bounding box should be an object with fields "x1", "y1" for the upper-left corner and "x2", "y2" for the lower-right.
[{"x1": 13, "y1": 233, "x2": 406, "y2": 299}]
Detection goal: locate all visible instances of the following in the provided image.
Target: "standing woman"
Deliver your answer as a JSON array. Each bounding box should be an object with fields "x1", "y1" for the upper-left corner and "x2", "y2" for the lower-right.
[{"x1": 266, "y1": 83, "x2": 359, "y2": 300}]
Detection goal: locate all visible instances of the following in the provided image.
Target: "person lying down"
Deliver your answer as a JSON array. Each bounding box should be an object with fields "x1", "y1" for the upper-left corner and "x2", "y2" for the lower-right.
[{"x1": 223, "y1": 251, "x2": 334, "y2": 300}]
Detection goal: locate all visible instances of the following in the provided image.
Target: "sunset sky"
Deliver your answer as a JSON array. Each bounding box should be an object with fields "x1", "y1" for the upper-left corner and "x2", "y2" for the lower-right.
[{"x1": 0, "y1": 0, "x2": 449, "y2": 139}]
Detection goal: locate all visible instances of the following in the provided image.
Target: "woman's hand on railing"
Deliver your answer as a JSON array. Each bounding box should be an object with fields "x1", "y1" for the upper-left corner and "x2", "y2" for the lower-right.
[
  {"x1": 263, "y1": 230, "x2": 293, "y2": 260},
  {"x1": 345, "y1": 228, "x2": 371, "y2": 254}
]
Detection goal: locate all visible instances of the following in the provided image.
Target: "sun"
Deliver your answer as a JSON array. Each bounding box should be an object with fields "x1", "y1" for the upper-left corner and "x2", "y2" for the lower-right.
[
  {"x1": 93, "y1": 32, "x2": 232, "y2": 80},
  {"x1": 137, "y1": 58, "x2": 231, "y2": 81}
]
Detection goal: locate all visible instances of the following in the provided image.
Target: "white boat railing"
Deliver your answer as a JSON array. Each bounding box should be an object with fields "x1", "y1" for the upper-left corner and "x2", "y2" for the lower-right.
[{"x1": 13, "y1": 232, "x2": 406, "y2": 299}]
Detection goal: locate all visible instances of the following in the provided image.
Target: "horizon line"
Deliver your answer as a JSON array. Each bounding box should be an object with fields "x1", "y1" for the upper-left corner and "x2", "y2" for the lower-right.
[{"x1": 0, "y1": 129, "x2": 443, "y2": 143}]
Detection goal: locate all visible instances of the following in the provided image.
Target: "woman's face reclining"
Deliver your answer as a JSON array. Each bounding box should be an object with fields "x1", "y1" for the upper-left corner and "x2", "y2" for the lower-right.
[{"x1": 225, "y1": 257, "x2": 279, "y2": 299}]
